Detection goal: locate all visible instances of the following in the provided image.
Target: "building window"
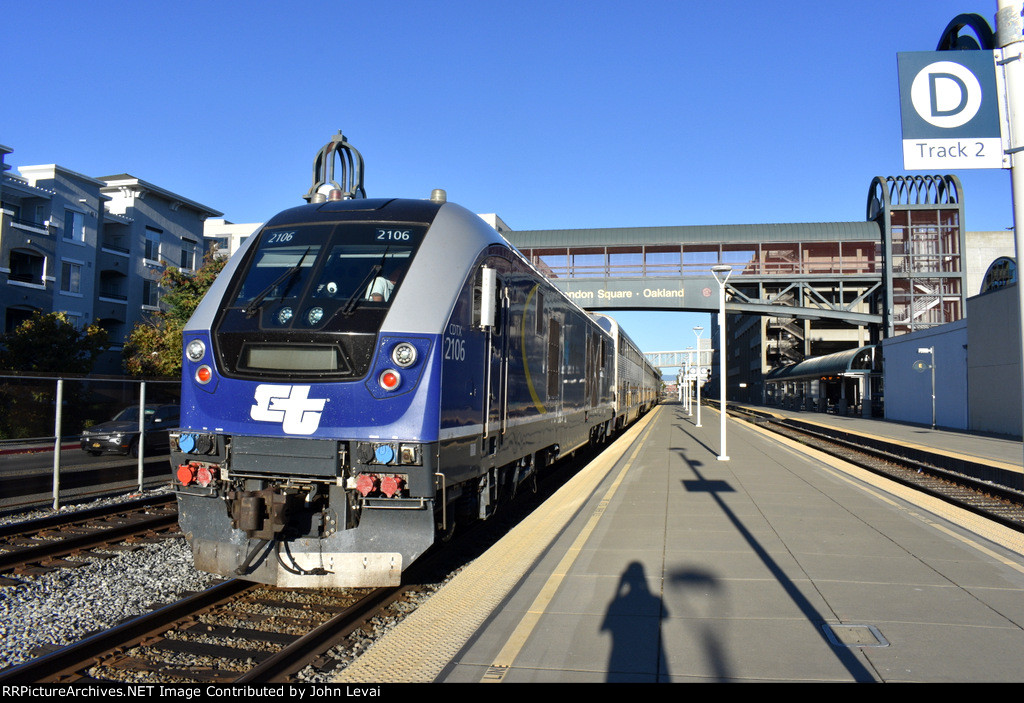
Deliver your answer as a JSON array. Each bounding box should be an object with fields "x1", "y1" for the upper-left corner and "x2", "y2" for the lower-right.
[
  {"x1": 180, "y1": 238, "x2": 197, "y2": 270},
  {"x1": 142, "y1": 279, "x2": 159, "y2": 307},
  {"x1": 64, "y1": 209, "x2": 85, "y2": 242},
  {"x1": 8, "y1": 249, "x2": 45, "y2": 285},
  {"x1": 99, "y1": 271, "x2": 128, "y2": 301},
  {"x1": 145, "y1": 227, "x2": 162, "y2": 262},
  {"x1": 60, "y1": 261, "x2": 82, "y2": 294}
]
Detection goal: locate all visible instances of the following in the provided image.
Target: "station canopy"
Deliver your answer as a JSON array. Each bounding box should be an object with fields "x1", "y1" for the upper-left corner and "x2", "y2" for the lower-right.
[{"x1": 764, "y1": 346, "x2": 878, "y2": 383}]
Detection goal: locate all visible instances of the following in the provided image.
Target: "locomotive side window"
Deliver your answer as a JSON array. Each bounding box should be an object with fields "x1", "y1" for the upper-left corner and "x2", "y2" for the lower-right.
[
  {"x1": 546, "y1": 317, "x2": 561, "y2": 398},
  {"x1": 535, "y1": 292, "x2": 545, "y2": 335}
]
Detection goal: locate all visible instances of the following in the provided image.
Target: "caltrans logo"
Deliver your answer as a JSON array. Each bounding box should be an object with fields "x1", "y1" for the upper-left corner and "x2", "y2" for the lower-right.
[{"x1": 250, "y1": 384, "x2": 327, "y2": 435}]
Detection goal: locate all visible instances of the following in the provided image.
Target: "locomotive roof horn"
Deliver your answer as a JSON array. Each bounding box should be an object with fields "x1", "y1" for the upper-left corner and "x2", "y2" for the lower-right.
[{"x1": 303, "y1": 130, "x2": 367, "y2": 203}]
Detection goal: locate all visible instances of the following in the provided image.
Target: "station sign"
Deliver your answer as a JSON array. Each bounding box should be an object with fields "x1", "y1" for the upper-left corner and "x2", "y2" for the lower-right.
[{"x1": 897, "y1": 51, "x2": 1004, "y2": 169}]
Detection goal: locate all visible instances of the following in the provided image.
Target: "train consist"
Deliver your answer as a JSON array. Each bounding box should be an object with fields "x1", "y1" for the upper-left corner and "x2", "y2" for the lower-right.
[
  {"x1": 592, "y1": 313, "x2": 661, "y2": 431},
  {"x1": 170, "y1": 133, "x2": 660, "y2": 587}
]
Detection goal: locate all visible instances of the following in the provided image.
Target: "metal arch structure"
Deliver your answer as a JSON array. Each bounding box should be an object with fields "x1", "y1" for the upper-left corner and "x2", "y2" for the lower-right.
[
  {"x1": 867, "y1": 174, "x2": 963, "y2": 214},
  {"x1": 866, "y1": 174, "x2": 967, "y2": 338}
]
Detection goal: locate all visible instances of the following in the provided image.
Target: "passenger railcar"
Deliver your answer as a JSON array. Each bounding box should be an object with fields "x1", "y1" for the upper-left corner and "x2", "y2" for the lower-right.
[
  {"x1": 591, "y1": 313, "x2": 661, "y2": 429},
  {"x1": 171, "y1": 134, "x2": 637, "y2": 588}
]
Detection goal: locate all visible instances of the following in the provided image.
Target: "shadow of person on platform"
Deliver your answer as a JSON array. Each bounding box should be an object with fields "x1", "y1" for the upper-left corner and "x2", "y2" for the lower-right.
[
  {"x1": 668, "y1": 567, "x2": 731, "y2": 681},
  {"x1": 600, "y1": 561, "x2": 669, "y2": 682}
]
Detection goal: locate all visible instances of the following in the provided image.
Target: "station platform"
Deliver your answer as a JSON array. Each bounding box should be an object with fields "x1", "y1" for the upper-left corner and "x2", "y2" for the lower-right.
[
  {"x1": 730, "y1": 402, "x2": 1024, "y2": 472},
  {"x1": 335, "y1": 402, "x2": 1024, "y2": 683}
]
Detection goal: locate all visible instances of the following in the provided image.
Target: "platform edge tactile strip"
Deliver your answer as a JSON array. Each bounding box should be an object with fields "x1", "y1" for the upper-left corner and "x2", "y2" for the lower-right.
[{"x1": 333, "y1": 410, "x2": 659, "y2": 683}]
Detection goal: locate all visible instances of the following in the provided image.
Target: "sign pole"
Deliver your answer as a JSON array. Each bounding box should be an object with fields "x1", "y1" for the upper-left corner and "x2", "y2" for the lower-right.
[{"x1": 996, "y1": 1, "x2": 1024, "y2": 481}]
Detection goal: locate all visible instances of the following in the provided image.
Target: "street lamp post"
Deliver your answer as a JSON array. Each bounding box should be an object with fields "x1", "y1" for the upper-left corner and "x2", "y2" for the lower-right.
[
  {"x1": 693, "y1": 326, "x2": 704, "y2": 427},
  {"x1": 711, "y1": 265, "x2": 732, "y2": 461},
  {"x1": 917, "y1": 346, "x2": 936, "y2": 430}
]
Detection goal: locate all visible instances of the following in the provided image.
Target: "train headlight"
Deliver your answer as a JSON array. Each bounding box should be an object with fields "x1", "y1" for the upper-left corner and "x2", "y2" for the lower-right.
[
  {"x1": 307, "y1": 306, "x2": 325, "y2": 325},
  {"x1": 391, "y1": 342, "x2": 417, "y2": 368},
  {"x1": 276, "y1": 307, "x2": 293, "y2": 325},
  {"x1": 378, "y1": 369, "x2": 401, "y2": 391},
  {"x1": 185, "y1": 339, "x2": 206, "y2": 362}
]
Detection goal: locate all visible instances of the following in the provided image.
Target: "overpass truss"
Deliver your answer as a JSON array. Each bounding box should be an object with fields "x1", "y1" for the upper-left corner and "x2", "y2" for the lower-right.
[{"x1": 547, "y1": 273, "x2": 883, "y2": 325}]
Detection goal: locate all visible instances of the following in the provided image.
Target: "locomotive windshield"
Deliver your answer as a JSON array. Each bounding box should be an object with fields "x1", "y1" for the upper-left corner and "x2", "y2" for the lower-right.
[
  {"x1": 213, "y1": 221, "x2": 426, "y2": 380},
  {"x1": 230, "y1": 224, "x2": 416, "y2": 318}
]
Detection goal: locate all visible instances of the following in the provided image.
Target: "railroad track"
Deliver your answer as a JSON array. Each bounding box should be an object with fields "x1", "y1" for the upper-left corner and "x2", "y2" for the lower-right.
[
  {"x1": 0, "y1": 494, "x2": 179, "y2": 583},
  {"x1": 0, "y1": 577, "x2": 422, "y2": 683},
  {"x1": 0, "y1": 437, "x2": 619, "y2": 683},
  {"x1": 728, "y1": 406, "x2": 1024, "y2": 531}
]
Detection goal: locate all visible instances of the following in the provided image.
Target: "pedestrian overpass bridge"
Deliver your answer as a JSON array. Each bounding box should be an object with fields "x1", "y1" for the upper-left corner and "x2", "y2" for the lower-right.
[
  {"x1": 508, "y1": 220, "x2": 883, "y2": 324},
  {"x1": 503, "y1": 174, "x2": 968, "y2": 339}
]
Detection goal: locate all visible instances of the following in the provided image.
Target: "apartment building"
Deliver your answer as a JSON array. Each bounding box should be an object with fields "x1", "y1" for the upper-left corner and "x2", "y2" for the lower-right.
[{"x1": 0, "y1": 145, "x2": 221, "y2": 373}]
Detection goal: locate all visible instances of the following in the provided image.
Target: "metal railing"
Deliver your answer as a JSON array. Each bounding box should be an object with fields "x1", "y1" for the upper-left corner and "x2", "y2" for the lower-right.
[{"x1": 0, "y1": 374, "x2": 180, "y2": 509}]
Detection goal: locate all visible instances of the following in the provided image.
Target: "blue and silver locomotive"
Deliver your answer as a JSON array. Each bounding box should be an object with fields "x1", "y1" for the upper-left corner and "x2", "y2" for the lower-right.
[{"x1": 171, "y1": 133, "x2": 655, "y2": 587}]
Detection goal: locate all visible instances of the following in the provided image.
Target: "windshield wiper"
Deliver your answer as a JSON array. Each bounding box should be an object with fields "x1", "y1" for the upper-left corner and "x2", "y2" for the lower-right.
[
  {"x1": 242, "y1": 247, "x2": 311, "y2": 318},
  {"x1": 341, "y1": 248, "x2": 390, "y2": 316},
  {"x1": 341, "y1": 264, "x2": 381, "y2": 316}
]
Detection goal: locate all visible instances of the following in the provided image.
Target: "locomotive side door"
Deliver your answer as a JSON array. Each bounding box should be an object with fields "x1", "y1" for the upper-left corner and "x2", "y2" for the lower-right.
[{"x1": 482, "y1": 267, "x2": 510, "y2": 455}]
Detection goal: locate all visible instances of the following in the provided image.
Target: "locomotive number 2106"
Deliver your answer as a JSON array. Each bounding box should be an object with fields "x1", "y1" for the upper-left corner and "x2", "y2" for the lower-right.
[
  {"x1": 376, "y1": 229, "x2": 412, "y2": 241},
  {"x1": 443, "y1": 336, "x2": 466, "y2": 361}
]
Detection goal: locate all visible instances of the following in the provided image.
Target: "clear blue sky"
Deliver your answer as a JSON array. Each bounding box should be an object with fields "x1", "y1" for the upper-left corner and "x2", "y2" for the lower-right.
[{"x1": 2, "y1": 0, "x2": 1015, "y2": 367}]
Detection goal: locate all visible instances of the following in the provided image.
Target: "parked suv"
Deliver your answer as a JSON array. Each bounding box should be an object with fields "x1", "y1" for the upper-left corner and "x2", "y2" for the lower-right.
[{"x1": 80, "y1": 404, "x2": 180, "y2": 456}]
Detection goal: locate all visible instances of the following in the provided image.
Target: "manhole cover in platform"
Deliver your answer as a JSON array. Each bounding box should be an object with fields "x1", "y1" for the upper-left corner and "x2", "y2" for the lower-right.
[{"x1": 822, "y1": 624, "x2": 889, "y2": 648}]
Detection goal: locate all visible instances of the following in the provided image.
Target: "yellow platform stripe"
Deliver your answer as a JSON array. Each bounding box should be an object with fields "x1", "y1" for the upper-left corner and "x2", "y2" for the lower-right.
[{"x1": 333, "y1": 408, "x2": 660, "y2": 683}]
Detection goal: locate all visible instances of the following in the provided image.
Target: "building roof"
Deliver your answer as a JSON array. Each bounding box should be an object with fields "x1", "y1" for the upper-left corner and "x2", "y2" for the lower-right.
[
  {"x1": 506, "y1": 221, "x2": 881, "y2": 248},
  {"x1": 99, "y1": 174, "x2": 222, "y2": 218},
  {"x1": 18, "y1": 163, "x2": 107, "y2": 188}
]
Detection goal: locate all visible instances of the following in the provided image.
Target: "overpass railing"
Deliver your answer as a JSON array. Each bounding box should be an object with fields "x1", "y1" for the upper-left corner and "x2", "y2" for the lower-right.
[{"x1": 521, "y1": 241, "x2": 880, "y2": 279}]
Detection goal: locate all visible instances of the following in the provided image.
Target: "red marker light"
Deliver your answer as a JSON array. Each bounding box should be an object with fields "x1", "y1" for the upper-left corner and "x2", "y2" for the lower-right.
[
  {"x1": 379, "y1": 369, "x2": 401, "y2": 391},
  {"x1": 195, "y1": 365, "x2": 213, "y2": 384}
]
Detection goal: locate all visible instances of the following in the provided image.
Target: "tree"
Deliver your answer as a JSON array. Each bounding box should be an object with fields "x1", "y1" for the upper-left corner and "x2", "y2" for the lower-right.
[
  {"x1": 123, "y1": 248, "x2": 227, "y2": 377},
  {"x1": 0, "y1": 312, "x2": 110, "y2": 439},
  {"x1": 0, "y1": 311, "x2": 108, "y2": 374}
]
